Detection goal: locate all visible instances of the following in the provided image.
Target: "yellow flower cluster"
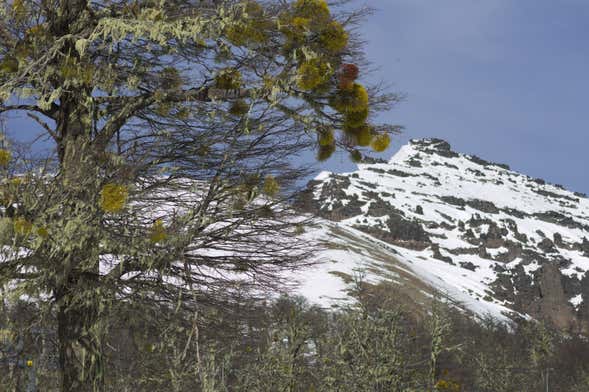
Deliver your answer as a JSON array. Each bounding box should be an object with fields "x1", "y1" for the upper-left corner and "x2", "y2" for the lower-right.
[
  {"x1": 296, "y1": 58, "x2": 332, "y2": 91},
  {"x1": 100, "y1": 183, "x2": 128, "y2": 213},
  {"x1": 0, "y1": 149, "x2": 11, "y2": 167}
]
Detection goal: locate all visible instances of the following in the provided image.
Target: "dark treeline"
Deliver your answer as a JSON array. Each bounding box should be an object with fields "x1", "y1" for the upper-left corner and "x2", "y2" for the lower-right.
[{"x1": 3, "y1": 278, "x2": 589, "y2": 391}]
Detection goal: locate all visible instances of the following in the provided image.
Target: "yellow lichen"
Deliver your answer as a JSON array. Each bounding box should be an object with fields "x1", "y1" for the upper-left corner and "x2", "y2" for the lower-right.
[
  {"x1": 0, "y1": 149, "x2": 11, "y2": 167},
  {"x1": 100, "y1": 183, "x2": 128, "y2": 213},
  {"x1": 296, "y1": 58, "x2": 332, "y2": 90},
  {"x1": 319, "y1": 21, "x2": 348, "y2": 53},
  {"x1": 149, "y1": 219, "x2": 167, "y2": 243},
  {"x1": 370, "y1": 133, "x2": 391, "y2": 152},
  {"x1": 263, "y1": 175, "x2": 280, "y2": 197}
]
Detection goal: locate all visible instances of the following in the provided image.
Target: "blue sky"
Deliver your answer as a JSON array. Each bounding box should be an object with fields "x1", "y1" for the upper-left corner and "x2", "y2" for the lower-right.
[
  {"x1": 3, "y1": 1, "x2": 588, "y2": 193},
  {"x1": 318, "y1": 0, "x2": 589, "y2": 194}
]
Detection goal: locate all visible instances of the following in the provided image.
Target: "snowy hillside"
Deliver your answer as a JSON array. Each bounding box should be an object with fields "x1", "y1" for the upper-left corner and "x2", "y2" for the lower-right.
[{"x1": 294, "y1": 139, "x2": 589, "y2": 330}]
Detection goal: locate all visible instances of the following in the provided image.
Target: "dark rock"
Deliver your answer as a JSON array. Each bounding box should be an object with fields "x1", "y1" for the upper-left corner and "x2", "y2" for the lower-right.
[
  {"x1": 467, "y1": 199, "x2": 499, "y2": 214},
  {"x1": 460, "y1": 261, "x2": 478, "y2": 271},
  {"x1": 431, "y1": 244, "x2": 454, "y2": 264},
  {"x1": 538, "y1": 238, "x2": 557, "y2": 253},
  {"x1": 440, "y1": 196, "x2": 466, "y2": 207}
]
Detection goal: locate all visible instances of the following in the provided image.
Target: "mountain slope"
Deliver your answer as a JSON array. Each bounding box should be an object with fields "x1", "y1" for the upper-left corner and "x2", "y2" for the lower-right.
[{"x1": 294, "y1": 139, "x2": 589, "y2": 331}]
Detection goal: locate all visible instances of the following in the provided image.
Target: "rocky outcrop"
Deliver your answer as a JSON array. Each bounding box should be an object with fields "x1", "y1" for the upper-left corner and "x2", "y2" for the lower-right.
[{"x1": 297, "y1": 138, "x2": 589, "y2": 333}]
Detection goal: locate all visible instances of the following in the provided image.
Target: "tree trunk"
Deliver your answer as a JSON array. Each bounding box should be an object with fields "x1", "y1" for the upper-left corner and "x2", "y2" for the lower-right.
[
  {"x1": 55, "y1": 138, "x2": 105, "y2": 391},
  {"x1": 57, "y1": 276, "x2": 103, "y2": 392}
]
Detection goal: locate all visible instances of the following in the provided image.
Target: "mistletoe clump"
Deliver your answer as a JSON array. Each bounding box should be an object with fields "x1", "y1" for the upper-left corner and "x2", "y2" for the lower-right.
[
  {"x1": 215, "y1": 69, "x2": 242, "y2": 90},
  {"x1": 297, "y1": 58, "x2": 333, "y2": 90},
  {"x1": 263, "y1": 175, "x2": 280, "y2": 197},
  {"x1": 317, "y1": 127, "x2": 335, "y2": 146},
  {"x1": 0, "y1": 149, "x2": 11, "y2": 167},
  {"x1": 149, "y1": 219, "x2": 167, "y2": 243},
  {"x1": 370, "y1": 133, "x2": 391, "y2": 152},
  {"x1": 226, "y1": 1, "x2": 272, "y2": 46},
  {"x1": 319, "y1": 20, "x2": 349, "y2": 53},
  {"x1": 100, "y1": 183, "x2": 128, "y2": 213}
]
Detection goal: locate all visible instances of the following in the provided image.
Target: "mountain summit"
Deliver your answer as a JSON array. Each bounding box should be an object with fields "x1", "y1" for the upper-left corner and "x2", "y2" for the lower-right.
[{"x1": 294, "y1": 138, "x2": 589, "y2": 331}]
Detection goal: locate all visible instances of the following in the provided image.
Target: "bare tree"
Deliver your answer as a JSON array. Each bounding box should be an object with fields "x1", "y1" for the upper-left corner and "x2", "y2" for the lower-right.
[{"x1": 0, "y1": 0, "x2": 399, "y2": 390}]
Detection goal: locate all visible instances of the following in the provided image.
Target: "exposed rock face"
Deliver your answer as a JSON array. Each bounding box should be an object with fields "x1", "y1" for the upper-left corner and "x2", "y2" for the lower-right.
[{"x1": 298, "y1": 138, "x2": 589, "y2": 332}]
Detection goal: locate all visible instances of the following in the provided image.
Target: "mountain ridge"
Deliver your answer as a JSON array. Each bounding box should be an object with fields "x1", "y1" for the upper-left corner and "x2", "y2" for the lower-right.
[{"x1": 293, "y1": 138, "x2": 589, "y2": 332}]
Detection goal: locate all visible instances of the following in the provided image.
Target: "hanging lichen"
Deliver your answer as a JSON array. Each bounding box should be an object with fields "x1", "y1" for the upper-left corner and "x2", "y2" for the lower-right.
[
  {"x1": 149, "y1": 219, "x2": 167, "y2": 243},
  {"x1": 100, "y1": 183, "x2": 128, "y2": 213},
  {"x1": 296, "y1": 58, "x2": 332, "y2": 91}
]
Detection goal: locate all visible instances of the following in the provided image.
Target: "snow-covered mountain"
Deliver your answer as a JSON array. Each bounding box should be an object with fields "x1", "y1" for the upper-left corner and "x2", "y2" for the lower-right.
[{"x1": 293, "y1": 138, "x2": 589, "y2": 331}]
